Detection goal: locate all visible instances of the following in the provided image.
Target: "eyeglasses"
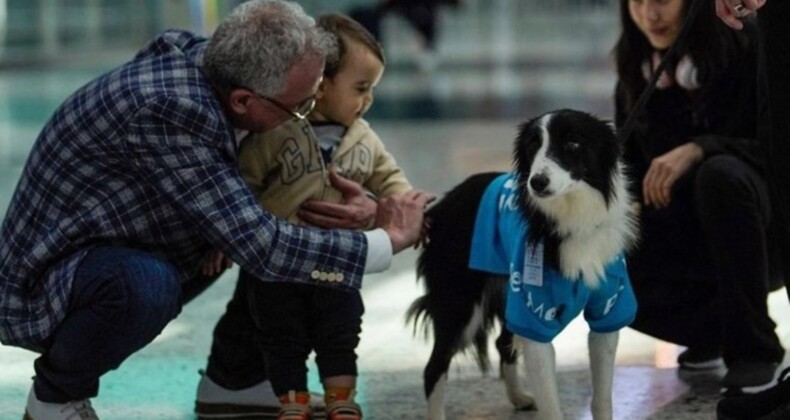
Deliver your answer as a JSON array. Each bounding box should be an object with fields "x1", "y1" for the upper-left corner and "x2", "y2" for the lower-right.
[{"x1": 234, "y1": 84, "x2": 316, "y2": 121}]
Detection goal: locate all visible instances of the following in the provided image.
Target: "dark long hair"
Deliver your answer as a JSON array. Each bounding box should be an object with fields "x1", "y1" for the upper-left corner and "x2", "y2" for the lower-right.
[{"x1": 613, "y1": 0, "x2": 752, "y2": 112}]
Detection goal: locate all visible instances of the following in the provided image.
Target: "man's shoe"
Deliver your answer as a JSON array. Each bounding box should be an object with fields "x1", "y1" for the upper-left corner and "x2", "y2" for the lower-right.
[
  {"x1": 717, "y1": 367, "x2": 790, "y2": 419},
  {"x1": 677, "y1": 347, "x2": 723, "y2": 371},
  {"x1": 24, "y1": 386, "x2": 99, "y2": 420},
  {"x1": 194, "y1": 370, "x2": 325, "y2": 419},
  {"x1": 721, "y1": 361, "x2": 779, "y2": 390}
]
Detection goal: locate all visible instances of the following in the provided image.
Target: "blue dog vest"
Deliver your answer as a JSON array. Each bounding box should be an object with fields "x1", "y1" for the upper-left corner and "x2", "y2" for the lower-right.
[{"x1": 469, "y1": 173, "x2": 636, "y2": 343}]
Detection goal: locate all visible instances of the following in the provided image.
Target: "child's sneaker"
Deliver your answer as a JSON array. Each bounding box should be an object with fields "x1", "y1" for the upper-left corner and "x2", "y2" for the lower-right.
[
  {"x1": 325, "y1": 389, "x2": 362, "y2": 420},
  {"x1": 278, "y1": 390, "x2": 313, "y2": 420},
  {"x1": 194, "y1": 370, "x2": 326, "y2": 419},
  {"x1": 24, "y1": 385, "x2": 99, "y2": 420}
]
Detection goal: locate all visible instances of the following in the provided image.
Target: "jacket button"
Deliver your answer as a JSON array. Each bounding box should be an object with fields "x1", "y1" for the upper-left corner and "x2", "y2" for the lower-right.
[
  {"x1": 337, "y1": 273, "x2": 344, "y2": 282},
  {"x1": 311, "y1": 270, "x2": 320, "y2": 279},
  {"x1": 319, "y1": 272, "x2": 328, "y2": 281}
]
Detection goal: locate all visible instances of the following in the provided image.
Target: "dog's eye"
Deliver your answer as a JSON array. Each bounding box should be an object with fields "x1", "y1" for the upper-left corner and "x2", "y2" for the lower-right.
[{"x1": 564, "y1": 142, "x2": 580, "y2": 152}]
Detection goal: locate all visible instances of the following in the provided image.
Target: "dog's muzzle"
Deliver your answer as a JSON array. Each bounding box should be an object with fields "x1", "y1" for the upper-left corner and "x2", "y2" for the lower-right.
[{"x1": 529, "y1": 174, "x2": 551, "y2": 197}]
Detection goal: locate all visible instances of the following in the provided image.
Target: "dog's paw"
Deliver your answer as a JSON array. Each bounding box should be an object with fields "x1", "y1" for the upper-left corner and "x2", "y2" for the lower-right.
[
  {"x1": 501, "y1": 362, "x2": 536, "y2": 410},
  {"x1": 510, "y1": 391, "x2": 536, "y2": 411}
]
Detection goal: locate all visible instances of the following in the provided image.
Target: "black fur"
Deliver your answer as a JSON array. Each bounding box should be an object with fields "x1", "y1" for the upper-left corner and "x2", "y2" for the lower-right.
[
  {"x1": 406, "y1": 109, "x2": 624, "y2": 408},
  {"x1": 514, "y1": 109, "x2": 621, "y2": 271},
  {"x1": 406, "y1": 172, "x2": 514, "y2": 399}
]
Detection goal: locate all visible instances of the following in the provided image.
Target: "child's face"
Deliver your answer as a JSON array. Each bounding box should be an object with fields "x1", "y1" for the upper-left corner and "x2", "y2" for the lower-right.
[{"x1": 312, "y1": 38, "x2": 384, "y2": 127}]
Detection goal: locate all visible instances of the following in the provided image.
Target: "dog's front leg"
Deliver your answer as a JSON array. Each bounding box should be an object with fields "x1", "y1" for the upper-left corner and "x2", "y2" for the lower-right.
[
  {"x1": 519, "y1": 337, "x2": 562, "y2": 420},
  {"x1": 588, "y1": 331, "x2": 619, "y2": 420}
]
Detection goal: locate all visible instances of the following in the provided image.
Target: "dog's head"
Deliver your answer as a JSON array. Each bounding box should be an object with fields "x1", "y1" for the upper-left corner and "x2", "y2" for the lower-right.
[{"x1": 513, "y1": 109, "x2": 621, "y2": 210}]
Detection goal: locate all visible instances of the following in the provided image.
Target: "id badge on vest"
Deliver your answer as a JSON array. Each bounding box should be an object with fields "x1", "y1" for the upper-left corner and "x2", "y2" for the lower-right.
[{"x1": 523, "y1": 241, "x2": 544, "y2": 287}]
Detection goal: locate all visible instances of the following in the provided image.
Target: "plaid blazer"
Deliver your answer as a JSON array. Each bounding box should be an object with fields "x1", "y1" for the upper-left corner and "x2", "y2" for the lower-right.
[{"x1": 0, "y1": 30, "x2": 367, "y2": 349}]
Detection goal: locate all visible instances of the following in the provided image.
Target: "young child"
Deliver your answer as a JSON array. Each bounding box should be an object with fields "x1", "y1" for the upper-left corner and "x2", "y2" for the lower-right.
[{"x1": 235, "y1": 12, "x2": 411, "y2": 420}]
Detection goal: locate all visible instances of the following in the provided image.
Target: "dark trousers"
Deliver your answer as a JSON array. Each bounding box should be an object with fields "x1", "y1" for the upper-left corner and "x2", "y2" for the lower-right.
[
  {"x1": 33, "y1": 247, "x2": 183, "y2": 403},
  {"x1": 758, "y1": 1, "x2": 790, "y2": 298},
  {"x1": 629, "y1": 156, "x2": 784, "y2": 365},
  {"x1": 205, "y1": 272, "x2": 364, "y2": 396},
  {"x1": 251, "y1": 271, "x2": 363, "y2": 396}
]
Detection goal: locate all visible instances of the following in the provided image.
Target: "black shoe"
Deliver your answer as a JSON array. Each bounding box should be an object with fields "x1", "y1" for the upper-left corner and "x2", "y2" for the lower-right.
[
  {"x1": 717, "y1": 367, "x2": 790, "y2": 419},
  {"x1": 721, "y1": 361, "x2": 779, "y2": 389},
  {"x1": 678, "y1": 347, "x2": 723, "y2": 371}
]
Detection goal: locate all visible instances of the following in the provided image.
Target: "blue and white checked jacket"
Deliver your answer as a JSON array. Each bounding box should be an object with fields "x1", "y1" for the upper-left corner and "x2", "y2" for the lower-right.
[{"x1": 0, "y1": 30, "x2": 368, "y2": 349}]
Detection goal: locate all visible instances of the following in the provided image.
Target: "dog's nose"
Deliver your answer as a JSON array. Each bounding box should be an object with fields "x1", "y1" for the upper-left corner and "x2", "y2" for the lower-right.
[{"x1": 529, "y1": 174, "x2": 550, "y2": 193}]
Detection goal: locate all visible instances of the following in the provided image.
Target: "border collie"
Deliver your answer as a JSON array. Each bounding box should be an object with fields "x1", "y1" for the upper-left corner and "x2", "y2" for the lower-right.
[{"x1": 407, "y1": 109, "x2": 639, "y2": 420}]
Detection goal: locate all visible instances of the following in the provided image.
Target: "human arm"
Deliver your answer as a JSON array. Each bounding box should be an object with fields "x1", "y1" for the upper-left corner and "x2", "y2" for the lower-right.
[
  {"x1": 298, "y1": 167, "x2": 379, "y2": 230},
  {"x1": 716, "y1": 0, "x2": 765, "y2": 30},
  {"x1": 642, "y1": 142, "x2": 704, "y2": 208},
  {"x1": 614, "y1": 42, "x2": 761, "y2": 208},
  {"x1": 299, "y1": 167, "x2": 433, "y2": 253},
  {"x1": 128, "y1": 97, "x2": 370, "y2": 288},
  {"x1": 201, "y1": 249, "x2": 234, "y2": 276},
  {"x1": 298, "y1": 129, "x2": 412, "y2": 229}
]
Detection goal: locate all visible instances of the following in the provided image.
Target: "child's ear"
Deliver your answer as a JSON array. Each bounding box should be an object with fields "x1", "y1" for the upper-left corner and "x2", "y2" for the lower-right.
[{"x1": 315, "y1": 78, "x2": 329, "y2": 100}]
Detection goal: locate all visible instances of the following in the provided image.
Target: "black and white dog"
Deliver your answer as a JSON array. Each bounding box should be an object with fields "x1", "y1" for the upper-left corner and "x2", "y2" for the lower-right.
[{"x1": 407, "y1": 109, "x2": 639, "y2": 420}]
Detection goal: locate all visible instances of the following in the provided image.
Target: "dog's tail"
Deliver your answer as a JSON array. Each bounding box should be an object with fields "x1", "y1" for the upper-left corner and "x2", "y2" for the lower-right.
[
  {"x1": 405, "y1": 291, "x2": 499, "y2": 374},
  {"x1": 407, "y1": 172, "x2": 507, "y2": 373},
  {"x1": 405, "y1": 294, "x2": 431, "y2": 339}
]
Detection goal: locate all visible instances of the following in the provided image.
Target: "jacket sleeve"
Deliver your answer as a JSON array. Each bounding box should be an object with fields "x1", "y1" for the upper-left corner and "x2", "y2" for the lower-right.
[
  {"x1": 127, "y1": 96, "x2": 368, "y2": 289},
  {"x1": 692, "y1": 134, "x2": 763, "y2": 172},
  {"x1": 363, "y1": 130, "x2": 413, "y2": 198}
]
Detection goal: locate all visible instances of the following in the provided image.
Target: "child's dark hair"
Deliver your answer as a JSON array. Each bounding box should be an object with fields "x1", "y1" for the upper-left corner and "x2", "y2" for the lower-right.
[{"x1": 317, "y1": 13, "x2": 385, "y2": 78}]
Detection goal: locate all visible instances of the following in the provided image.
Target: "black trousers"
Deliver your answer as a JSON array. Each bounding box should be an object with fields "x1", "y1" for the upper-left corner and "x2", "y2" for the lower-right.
[
  {"x1": 758, "y1": 1, "x2": 790, "y2": 298},
  {"x1": 205, "y1": 271, "x2": 364, "y2": 396},
  {"x1": 628, "y1": 156, "x2": 784, "y2": 365}
]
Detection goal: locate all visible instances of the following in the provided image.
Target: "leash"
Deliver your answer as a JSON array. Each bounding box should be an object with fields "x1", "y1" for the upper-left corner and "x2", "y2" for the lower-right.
[{"x1": 616, "y1": 0, "x2": 706, "y2": 143}]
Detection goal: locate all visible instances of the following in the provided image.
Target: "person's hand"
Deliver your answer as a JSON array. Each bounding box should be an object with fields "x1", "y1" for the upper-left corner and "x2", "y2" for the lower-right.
[
  {"x1": 643, "y1": 142, "x2": 704, "y2": 209},
  {"x1": 716, "y1": 0, "x2": 766, "y2": 30},
  {"x1": 298, "y1": 168, "x2": 377, "y2": 230},
  {"x1": 375, "y1": 189, "x2": 436, "y2": 253},
  {"x1": 202, "y1": 249, "x2": 234, "y2": 277}
]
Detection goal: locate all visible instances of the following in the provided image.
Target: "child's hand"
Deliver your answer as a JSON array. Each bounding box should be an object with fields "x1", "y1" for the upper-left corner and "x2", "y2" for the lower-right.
[{"x1": 202, "y1": 249, "x2": 234, "y2": 277}]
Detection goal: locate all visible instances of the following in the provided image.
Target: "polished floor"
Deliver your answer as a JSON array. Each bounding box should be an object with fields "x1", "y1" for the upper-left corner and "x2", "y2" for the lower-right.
[{"x1": 2, "y1": 2, "x2": 790, "y2": 419}]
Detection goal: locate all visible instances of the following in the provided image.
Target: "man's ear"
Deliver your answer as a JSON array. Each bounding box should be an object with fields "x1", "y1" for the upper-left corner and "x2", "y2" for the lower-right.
[{"x1": 227, "y1": 89, "x2": 255, "y2": 115}]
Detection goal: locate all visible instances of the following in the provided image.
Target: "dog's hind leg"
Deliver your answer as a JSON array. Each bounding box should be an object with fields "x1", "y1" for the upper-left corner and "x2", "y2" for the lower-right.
[
  {"x1": 588, "y1": 331, "x2": 619, "y2": 420},
  {"x1": 424, "y1": 336, "x2": 455, "y2": 420},
  {"x1": 519, "y1": 337, "x2": 562, "y2": 420},
  {"x1": 496, "y1": 329, "x2": 535, "y2": 410}
]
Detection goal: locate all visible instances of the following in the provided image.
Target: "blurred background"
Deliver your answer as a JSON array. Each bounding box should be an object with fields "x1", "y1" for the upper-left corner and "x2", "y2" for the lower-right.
[{"x1": 1, "y1": 1, "x2": 788, "y2": 419}]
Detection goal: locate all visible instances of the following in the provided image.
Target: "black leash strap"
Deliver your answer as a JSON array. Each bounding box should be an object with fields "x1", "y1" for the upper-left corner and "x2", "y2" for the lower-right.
[{"x1": 616, "y1": 0, "x2": 706, "y2": 143}]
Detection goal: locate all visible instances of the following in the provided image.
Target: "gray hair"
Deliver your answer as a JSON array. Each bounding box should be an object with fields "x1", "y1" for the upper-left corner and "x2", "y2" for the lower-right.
[{"x1": 202, "y1": 0, "x2": 335, "y2": 97}]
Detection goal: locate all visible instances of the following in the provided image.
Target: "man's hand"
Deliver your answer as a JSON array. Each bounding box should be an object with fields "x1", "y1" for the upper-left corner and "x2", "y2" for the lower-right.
[
  {"x1": 375, "y1": 189, "x2": 436, "y2": 253},
  {"x1": 643, "y1": 142, "x2": 704, "y2": 208},
  {"x1": 202, "y1": 249, "x2": 234, "y2": 277},
  {"x1": 716, "y1": 0, "x2": 765, "y2": 30},
  {"x1": 298, "y1": 168, "x2": 377, "y2": 229}
]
